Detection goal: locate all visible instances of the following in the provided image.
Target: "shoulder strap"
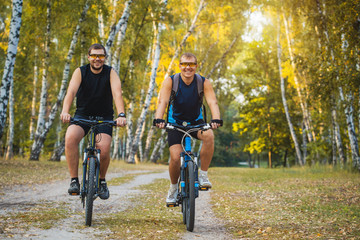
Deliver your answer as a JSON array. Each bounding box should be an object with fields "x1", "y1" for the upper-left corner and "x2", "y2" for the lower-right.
[{"x1": 195, "y1": 73, "x2": 204, "y2": 102}]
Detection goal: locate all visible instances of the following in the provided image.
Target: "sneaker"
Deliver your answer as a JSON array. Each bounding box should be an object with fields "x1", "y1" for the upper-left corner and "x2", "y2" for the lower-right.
[
  {"x1": 199, "y1": 171, "x2": 212, "y2": 188},
  {"x1": 98, "y1": 181, "x2": 110, "y2": 200},
  {"x1": 68, "y1": 180, "x2": 80, "y2": 195},
  {"x1": 166, "y1": 185, "x2": 178, "y2": 205}
]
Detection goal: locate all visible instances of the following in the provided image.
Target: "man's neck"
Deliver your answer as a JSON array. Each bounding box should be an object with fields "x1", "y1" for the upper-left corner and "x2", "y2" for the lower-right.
[
  {"x1": 180, "y1": 73, "x2": 195, "y2": 85},
  {"x1": 90, "y1": 65, "x2": 103, "y2": 74}
]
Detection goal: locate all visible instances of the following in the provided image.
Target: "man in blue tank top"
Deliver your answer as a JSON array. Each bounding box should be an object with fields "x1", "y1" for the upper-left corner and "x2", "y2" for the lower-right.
[
  {"x1": 154, "y1": 53, "x2": 222, "y2": 205},
  {"x1": 60, "y1": 43, "x2": 127, "y2": 200}
]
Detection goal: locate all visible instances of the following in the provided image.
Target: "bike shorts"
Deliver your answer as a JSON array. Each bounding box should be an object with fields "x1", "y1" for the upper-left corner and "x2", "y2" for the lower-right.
[
  {"x1": 71, "y1": 114, "x2": 113, "y2": 137},
  {"x1": 167, "y1": 129, "x2": 200, "y2": 147}
]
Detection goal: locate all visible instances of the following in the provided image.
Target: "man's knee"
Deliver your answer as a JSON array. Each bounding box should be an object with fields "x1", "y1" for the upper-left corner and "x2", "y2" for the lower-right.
[{"x1": 199, "y1": 130, "x2": 214, "y2": 144}]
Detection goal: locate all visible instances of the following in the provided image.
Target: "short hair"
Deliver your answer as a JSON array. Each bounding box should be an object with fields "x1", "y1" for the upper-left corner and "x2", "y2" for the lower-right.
[
  {"x1": 180, "y1": 52, "x2": 197, "y2": 63},
  {"x1": 88, "y1": 43, "x2": 107, "y2": 56}
]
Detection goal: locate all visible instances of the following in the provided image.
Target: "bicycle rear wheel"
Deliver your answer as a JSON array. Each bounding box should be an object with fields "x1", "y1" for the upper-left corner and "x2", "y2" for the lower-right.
[
  {"x1": 185, "y1": 161, "x2": 195, "y2": 231},
  {"x1": 85, "y1": 156, "x2": 96, "y2": 226}
]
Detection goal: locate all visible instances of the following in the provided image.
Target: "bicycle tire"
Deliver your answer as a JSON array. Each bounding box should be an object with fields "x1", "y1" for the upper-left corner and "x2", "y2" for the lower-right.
[
  {"x1": 85, "y1": 156, "x2": 96, "y2": 226},
  {"x1": 186, "y1": 161, "x2": 195, "y2": 231}
]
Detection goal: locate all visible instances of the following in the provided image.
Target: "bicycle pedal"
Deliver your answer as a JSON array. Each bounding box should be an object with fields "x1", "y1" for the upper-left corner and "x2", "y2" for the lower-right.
[
  {"x1": 199, "y1": 187, "x2": 209, "y2": 191},
  {"x1": 166, "y1": 203, "x2": 177, "y2": 207},
  {"x1": 69, "y1": 192, "x2": 80, "y2": 195}
]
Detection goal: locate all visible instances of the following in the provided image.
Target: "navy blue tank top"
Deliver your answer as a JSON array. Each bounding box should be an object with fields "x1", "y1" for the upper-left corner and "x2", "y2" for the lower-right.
[
  {"x1": 75, "y1": 64, "x2": 113, "y2": 117},
  {"x1": 168, "y1": 74, "x2": 204, "y2": 125}
]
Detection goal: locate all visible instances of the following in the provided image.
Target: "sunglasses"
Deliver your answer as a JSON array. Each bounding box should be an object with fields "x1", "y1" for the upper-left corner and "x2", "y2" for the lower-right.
[
  {"x1": 180, "y1": 62, "x2": 197, "y2": 67},
  {"x1": 89, "y1": 54, "x2": 106, "y2": 60}
]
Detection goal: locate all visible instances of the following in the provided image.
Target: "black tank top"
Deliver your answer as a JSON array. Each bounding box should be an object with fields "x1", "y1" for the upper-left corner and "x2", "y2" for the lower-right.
[{"x1": 75, "y1": 64, "x2": 113, "y2": 117}]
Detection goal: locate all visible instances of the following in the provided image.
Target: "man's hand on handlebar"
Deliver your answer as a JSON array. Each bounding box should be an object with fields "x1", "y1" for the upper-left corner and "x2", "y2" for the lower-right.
[
  {"x1": 153, "y1": 119, "x2": 166, "y2": 129},
  {"x1": 210, "y1": 119, "x2": 223, "y2": 129},
  {"x1": 60, "y1": 112, "x2": 71, "y2": 123}
]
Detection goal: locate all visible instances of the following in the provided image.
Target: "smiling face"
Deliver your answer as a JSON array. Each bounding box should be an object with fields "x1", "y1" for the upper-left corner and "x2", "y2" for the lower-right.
[
  {"x1": 88, "y1": 48, "x2": 106, "y2": 72},
  {"x1": 179, "y1": 56, "x2": 198, "y2": 80}
]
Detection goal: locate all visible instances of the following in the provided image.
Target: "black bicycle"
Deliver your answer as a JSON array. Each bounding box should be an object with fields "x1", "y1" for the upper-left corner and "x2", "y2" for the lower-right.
[
  {"x1": 70, "y1": 117, "x2": 116, "y2": 226},
  {"x1": 165, "y1": 122, "x2": 212, "y2": 232}
]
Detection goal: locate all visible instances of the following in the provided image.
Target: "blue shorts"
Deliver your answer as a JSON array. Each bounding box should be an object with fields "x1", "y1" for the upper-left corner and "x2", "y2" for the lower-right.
[{"x1": 71, "y1": 114, "x2": 113, "y2": 137}]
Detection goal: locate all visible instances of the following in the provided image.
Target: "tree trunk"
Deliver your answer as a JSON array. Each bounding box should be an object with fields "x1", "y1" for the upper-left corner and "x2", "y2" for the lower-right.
[
  {"x1": 0, "y1": 0, "x2": 23, "y2": 138},
  {"x1": 29, "y1": 46, "x2": 39, "y2": 141},
  {"x1": 125, "y1": 101, "x2": 134, "y2": 160},
  {"x1": 50, "y1": 139, "x2": 65, "y2": 162},
  {"x1": 206, "y1": 32, "x2": 240, "y2": 79},
  {"x1": 127, "y1": 19, "x2": 161, "y2": 163},
  {"x1": 32, "y1": 0, "x2": 51, "y2": 161},
  {"x1": 105, "y1": 0, "x2": 133, "y2": 58},
  {"x1": 150, "y1": 130, "x2": 166, "y2": 163},
  {"x1": 283, "y1": 11, "x2": 314, "y2": 143},
  {"x1": 340, "y1": 88, "x2": 360, "y2": 169},
  {"x1": 5, "y1": 80, "x2": 14, "y2": 160},
  {"x1": 29, "y1": 0, "x2": 92, "y2": 160},
  {"x1": 164, "y1": 0, "x2": 207, "y2": 79},
  {"x1": 277, "y1": 17, "x2": 304, "y2": 166},
  {"x1": 331, "y1": 101, "x2": 346, "y2": 165},
  {"x1": 144, "y1": 126, "x2": 155, "y2": 161}
]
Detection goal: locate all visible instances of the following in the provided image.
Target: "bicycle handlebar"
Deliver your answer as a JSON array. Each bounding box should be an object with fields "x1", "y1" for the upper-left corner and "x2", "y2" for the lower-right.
[
  {"x1": 165, "y1": 122, "x2": 211, "y2": 131},
  {"x1": 70, "y1": 117, "x2": 117, "y2": 127}
]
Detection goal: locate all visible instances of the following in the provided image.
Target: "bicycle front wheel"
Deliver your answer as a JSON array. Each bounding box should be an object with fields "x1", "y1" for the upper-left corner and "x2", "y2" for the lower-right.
[
  {"x1": 185, "y1": 161, "x2": 195, "y2": 231},
  {"x1": 85, "y1": 156, "x2": 96, "y2": 226}
]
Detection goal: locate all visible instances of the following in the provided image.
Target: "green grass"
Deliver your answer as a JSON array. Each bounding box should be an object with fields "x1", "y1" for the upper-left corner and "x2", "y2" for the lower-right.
[
  {"x1": 2, "y1": 159, "x2": 360, "y2": 239},
  {"x1": 0, "y1": 202, "x2": 69, "y2": 232},
  {"x1": 97, "y1": 178, "x2": 184, "y2": 239},
  {"x1": 210, "y1": 166, "x2": 360, "y2": 239}
]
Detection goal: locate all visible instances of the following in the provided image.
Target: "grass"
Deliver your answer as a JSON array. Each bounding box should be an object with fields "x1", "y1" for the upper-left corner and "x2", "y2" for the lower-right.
[
  {"x1": 0, "y1": 158, "x2": 167, "y2": 191},
  {"x1": 96, "y1": 178, "x2": 184, "y2": 239},
  {"x1": 2, "y1": 159, "x2": 360, "y2": 239},
  {"x1": 210, "y1": 166, "x2": 360, "y2": 239},
  {"x1": 0, "y1": 202, "x2": 69, "y2": 233}
]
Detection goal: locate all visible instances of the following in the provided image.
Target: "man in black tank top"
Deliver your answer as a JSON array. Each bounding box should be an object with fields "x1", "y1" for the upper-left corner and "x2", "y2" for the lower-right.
[
  {"x1": 60, "y1": 43, "x2": 127, "y2": 199},
  {"x1": 153, "y1": 53, "x2": 222, "y2": 205}
]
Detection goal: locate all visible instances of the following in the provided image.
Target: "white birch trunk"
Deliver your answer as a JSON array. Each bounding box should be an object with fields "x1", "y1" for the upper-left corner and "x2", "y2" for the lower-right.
[
  {"x1": 150, "y1": 130, "x2": 166, "y2": 163},
  {"x1": 277, "y1": 18, "x2": 304, "y2": 166},
  {"x1": 165, "y1": 0, "x2": 207, "y2": 79},
  {"x1": 339, "y1": 88, "x2": 360, "y2": 169},
  {"x1": 5, "y1": 79, "x2": 14, "y2": 160},
  {"x1": 315, "y1": 0, "x2": 347, "y2": 164},
  {"x1": 205, "y1": 33, "x2": 240, "y2": 79},
  {"x1": 111, "y1": 128, "x2": 120, "y2": 159},
  {"x1": 105, "y1": 0, "x2": 133, "y2": 59},
  {"x1": 29, "y1": 46, "x2": 39, "y2": 141},
  {"x1": 127, "y1": 22, "x2": 161, "y2": 163},
  {"x1": 125, "y1": 101, "x2": 134, "y2": 159},
  {"x1": 283, "y1": 12, "x2": 314, "y2": 143},
  {"x1": 33, "y1": 0, "x2": 51, "y2": 156},
  {"x1": 29, "y1": 0, "x2": 91, "y2": 160},
  {"x1": 0, "y1": 0, "x2": 23, "y2": 138},
  {"x1": 144, "y1": 126, "x2": 155, "y2": 161}
]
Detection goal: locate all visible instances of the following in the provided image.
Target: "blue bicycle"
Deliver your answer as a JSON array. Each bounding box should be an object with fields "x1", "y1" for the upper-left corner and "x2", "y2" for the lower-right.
[
  {"x1": 165, "y1": 122, "x2": 212, "y2": 232},
  {"x1": 70, "y1": 117, "x2": 116, "y2": 226}
]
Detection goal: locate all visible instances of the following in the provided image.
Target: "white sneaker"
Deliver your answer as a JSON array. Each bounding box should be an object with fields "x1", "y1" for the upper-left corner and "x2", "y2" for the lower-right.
[
  {"x1": 199, "y1": 171, "x2": 212, "y2": 188},
  {"x1": 166, "y1": 185, "x2": 178, "y2": 204}
]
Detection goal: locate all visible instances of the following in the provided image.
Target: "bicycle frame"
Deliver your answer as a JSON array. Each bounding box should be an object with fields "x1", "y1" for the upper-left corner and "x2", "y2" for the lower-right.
[{"x1": 179, "y1": 135, "x2": 199, "y2": 200}]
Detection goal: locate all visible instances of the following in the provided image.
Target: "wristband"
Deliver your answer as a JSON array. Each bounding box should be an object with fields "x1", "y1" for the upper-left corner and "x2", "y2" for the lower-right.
[
  {"x1": 210, "y1": 119, "x2": 223, "y2": 126},
  {"x1": 153, "y1": 119, "x2": 165, "y2": 126}
]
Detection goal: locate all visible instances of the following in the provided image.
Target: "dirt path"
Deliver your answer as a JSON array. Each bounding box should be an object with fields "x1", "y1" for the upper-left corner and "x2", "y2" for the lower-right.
[{"x1": 0, "y1": 171, "x2": 231, "y2": 239}]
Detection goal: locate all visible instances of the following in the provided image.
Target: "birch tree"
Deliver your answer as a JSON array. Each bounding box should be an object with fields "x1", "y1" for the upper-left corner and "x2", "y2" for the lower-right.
[
  {"x1": 105, "y1": 0, "x2": 133, "y2": 59},
  {"x1": 4, "y1": 80, "x2": 14, "y2": 160},
  {"x1": 277, "y1": 17, "x2": 304, "y2": 166},
  {"x1": 127, "y1": 14, "x2": 162, "y2": 163},
  {"x1": 0, "y1": 0, "x2": 23, "y2": 139},
  {"x1": 32, "y1": 0, "x2": 51, "y2": 158},
  {"x1": 29, "y1": 0, "x2": 92, "y2": 160}
]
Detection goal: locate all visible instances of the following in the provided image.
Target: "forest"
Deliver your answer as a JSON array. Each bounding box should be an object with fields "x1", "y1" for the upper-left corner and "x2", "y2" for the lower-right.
[{"x1": 0, "y1": 0, "x2": 359, "y2": 169}]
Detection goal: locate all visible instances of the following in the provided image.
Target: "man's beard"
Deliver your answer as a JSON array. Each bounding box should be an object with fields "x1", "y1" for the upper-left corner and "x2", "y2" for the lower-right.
[{"x1": 91, "y1": 64, "x2": 103, "y2": 71}]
